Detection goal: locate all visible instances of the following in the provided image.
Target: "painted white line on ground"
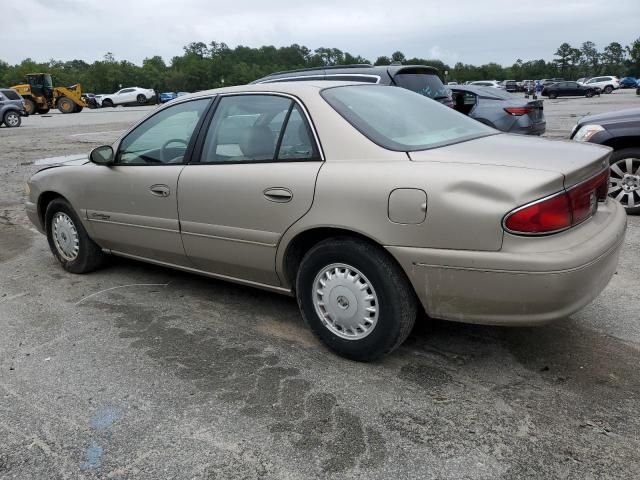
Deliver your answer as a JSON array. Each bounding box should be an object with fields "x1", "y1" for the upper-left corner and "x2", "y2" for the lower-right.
[{"x1": 69, "y1": 130, "x2": 124, "y2": 137}]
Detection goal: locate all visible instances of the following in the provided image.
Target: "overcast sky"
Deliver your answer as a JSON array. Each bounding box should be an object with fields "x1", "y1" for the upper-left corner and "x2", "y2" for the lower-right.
[{"x1": 2, "y1": 0, "x2": 638, "y2": 67}]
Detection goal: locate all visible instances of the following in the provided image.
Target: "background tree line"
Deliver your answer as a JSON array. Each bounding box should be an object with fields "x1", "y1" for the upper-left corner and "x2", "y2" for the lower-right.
[{"x1": 1, "y1": 38, "x2": 639, "y2": 94}]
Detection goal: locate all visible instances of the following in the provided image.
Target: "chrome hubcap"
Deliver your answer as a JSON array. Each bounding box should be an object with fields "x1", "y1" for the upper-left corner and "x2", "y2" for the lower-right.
[
  {"x1": 52, "y1": 212, "x2": 79, "y2": 261},
  {"x1": 609, "y1": 158, "x2": 640, "y2": 208},
  {"x1": 313, "y1": 263, "x2": 379, "y2": 340},
  {"x1": 6, "y1": 113, "x2": 19, "y2": 126}
]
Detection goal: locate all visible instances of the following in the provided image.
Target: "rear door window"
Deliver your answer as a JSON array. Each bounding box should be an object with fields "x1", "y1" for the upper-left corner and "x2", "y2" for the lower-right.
[
  {"x1": 393, "y1": 71, "x2": 448, "y2": 101},
  {"x1": 199, "y1": 94, "x2": 319, "y2": 163},
  {"x1": 1, "y1": 89, "x2": 21, "y2": 100}
]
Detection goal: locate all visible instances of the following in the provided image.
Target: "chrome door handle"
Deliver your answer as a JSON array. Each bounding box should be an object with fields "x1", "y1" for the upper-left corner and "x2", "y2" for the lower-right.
[
  {"x1": 263, "y1": 188, "x2": 293, "y2": 203},
  {"x1": 149, "y1": 184, "x2": 170, "y2": 197}
]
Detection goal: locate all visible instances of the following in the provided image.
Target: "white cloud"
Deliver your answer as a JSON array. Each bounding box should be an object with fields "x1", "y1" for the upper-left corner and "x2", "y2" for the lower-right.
[{"x1": 1, "y1": 0, "x2": 638, "y2": 66}]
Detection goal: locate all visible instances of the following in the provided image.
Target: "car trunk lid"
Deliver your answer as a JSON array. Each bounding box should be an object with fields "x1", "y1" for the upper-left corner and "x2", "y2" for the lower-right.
[{"x1": 408, "y1": 134, "x2": 610, "y2": 188}]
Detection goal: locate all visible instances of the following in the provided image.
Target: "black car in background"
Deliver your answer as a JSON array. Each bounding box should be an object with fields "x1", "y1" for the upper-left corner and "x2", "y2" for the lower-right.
[
  {"x1": 252, "y1": 64, "x2": 454, "y2": 107},
  {"x1": 504, "y1": 80, "x2": 518, "y2": 92},
  {"x1": 542, "y1": 81, "x2": 600, "y2": 99},
  {"x1": 571, "y1": 107, "x2": 640, "y2": 214}
]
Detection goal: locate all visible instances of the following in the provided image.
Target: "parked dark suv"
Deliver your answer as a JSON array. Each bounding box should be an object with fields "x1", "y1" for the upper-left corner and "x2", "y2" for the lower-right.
[
  {"x1": 0, "y1": 88, "x2": 28, "y2": 127},
  {"x1": 252, "y1": 64, "x2": 453, "y2": 107},
  {"x1": 570, "y1": 107, "x2": 640, "y2": 214}
]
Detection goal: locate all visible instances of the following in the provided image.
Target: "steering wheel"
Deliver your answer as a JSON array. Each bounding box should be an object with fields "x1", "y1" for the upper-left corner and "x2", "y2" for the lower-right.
[{"x1": 160, "y1": 138, "x2": 189, "y2": 163}]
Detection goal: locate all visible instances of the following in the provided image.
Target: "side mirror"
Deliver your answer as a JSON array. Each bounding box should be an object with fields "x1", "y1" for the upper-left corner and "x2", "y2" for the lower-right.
[{"x1": 89, "y1": 145, "x2": 114, "y2": 165}]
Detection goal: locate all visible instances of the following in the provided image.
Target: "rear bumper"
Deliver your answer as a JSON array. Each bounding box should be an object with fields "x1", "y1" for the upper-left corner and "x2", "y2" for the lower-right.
[
  {"x1": 387, "y1": 200, "x2": 627, "y2": 325},
  {"x1": 510, "y1": 119, "x2": 546, "y2": 136}
]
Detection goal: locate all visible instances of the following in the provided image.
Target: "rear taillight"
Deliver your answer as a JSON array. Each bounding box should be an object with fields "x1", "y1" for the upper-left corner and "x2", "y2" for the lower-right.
[
  {"x1": 504, "y1": 169, "x2": 609, "y2": 235},
  {"x1": 504, "y1": 106, "x2": 533, "y2": 116}
]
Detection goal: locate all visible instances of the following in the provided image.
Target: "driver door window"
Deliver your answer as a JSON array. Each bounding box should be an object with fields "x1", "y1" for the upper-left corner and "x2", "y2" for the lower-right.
[{"x1": 117, "y1": 98, "x2": 211, "y2": 165}]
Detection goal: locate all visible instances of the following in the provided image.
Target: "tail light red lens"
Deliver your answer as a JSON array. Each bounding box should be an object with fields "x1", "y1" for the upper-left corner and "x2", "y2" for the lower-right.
[
  {"x1": 504, "y1": 106, "x2": 533, "y2": 116},
  {"x1": 504, "y1": 169, "x2": 609, "y2": 235}
]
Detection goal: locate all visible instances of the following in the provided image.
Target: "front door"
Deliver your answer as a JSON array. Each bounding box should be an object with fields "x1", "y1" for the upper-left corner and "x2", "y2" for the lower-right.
[
  {"x1": 84, "y1": 97, "x2": 211, "y2": 265},
  {"x1": 178, "y1": 94, "x2": 323, "y2": 286}
]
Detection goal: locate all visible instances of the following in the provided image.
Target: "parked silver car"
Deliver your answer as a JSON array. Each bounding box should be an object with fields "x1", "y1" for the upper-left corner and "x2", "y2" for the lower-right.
[
  {"x1": 0, "y1": 88, "x2": 28, "y2": 127},
  {"x1": 450, "y1": 85, "x2": 546, "y2": 135},
  {"x1": 25, "y1": 83, "x2": 626, "y2": 360}
]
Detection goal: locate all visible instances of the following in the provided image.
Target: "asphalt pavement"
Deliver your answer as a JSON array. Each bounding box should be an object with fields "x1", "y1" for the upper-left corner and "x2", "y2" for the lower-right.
[{"x1": 1, "y1": 89, "x2": 639, "y2": 479}]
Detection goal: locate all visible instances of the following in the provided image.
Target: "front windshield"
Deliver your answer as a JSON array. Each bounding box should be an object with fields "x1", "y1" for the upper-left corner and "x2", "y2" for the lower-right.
[{"x1": 321, "y1": 85, "x2": 496, "y2": 151}]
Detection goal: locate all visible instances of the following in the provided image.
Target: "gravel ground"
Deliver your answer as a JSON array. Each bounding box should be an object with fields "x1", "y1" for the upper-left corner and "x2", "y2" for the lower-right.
[{"x1": 1, "y1": 91, "x2": 639, "y2": 479}]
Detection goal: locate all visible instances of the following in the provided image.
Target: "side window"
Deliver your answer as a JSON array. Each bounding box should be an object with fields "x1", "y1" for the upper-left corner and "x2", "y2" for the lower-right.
[
  {"x1": 117, "y1": 98, "x2": 210, "y2": 165},
  {"x1": 277, "y1": 105, "x2": 316, "y2": 160},
  {"x1": 199, "y1": 95, "x2": 319, "y2": 163}
]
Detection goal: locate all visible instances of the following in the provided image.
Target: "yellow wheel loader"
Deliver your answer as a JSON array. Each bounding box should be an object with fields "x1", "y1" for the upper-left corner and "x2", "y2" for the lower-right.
[{"x1": 11, "y1": 73, "x2": 87, "y2": 115}]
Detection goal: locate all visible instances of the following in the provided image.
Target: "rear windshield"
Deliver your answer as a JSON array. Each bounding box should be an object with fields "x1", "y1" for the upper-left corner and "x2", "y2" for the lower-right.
[
  {"x1": 321, "y1": 85, "x2": 496, "y2": 152},
  {"x1": 1, "y1": 89, "x2": 21, "y2": 100},
  {"x1": 393, "y1": 72, "x2": 449, "y2": 101},
  {"x1": 476, "y1": 88, "x2": 519, "y2": 99}
]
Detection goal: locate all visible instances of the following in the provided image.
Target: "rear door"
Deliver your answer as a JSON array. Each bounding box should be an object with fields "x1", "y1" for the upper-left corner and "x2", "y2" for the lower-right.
[{"x1": 178, "y1": 93, "x2": 323, "y2": 286}]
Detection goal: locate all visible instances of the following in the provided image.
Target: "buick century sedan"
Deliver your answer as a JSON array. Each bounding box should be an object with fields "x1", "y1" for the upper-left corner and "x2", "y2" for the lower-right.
[{"x1": 26, "y1": 83, "x2": 627, "y2": 361}]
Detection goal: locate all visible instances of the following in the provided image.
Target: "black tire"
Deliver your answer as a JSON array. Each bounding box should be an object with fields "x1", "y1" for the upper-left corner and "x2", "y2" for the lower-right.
[
  {"x1": 45, "y1": 198, "x2": 106, "y2": 273},
  {"x1": 136, "y1": 94, "x2": 147, "y2": 104},
  {"x1": 585, "y1": 90, "x2": 594, "y2": 98},
  {"x1": 57, "y1": 96, "x2": 75, "y2": 114},
  {"x1": 102, "y1": 98, "x2": 114, "y2": 108},
  {"x1": 36, "y1": 107, "x2": 50, "y2": 114},
  {"x1": 549, "y1": 92, "x2": 558, "y2": 99},
  {"x1": 296, "y1": 238, "x2": 418, "y2": 361},
  {"x1": 604, "y1": 85, "x2": 613, "y2": 94},
  {"x1": 23, "y1": 98, "x2": 36, "y2": 115},
  {"x1": 609, "y1": 148, "x2": 640, "y2": 215},
  {"x1": 3, "y1": 110, "x2": 21, "y2": 127}
]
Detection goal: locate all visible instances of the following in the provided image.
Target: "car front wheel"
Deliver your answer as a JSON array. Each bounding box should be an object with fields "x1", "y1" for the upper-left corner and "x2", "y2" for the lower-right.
[
  {"x1": 609, "y1": 148, "x2": 640, "y2": 215},
  {"x1": 136, "y1": 94, "x2": 147, "y2": 104},
  {"x1": 296, "y1": 238, "x2": 417, "y2": 361},
  {"x1": 45, "y1": 198, "x2": 106, "y2": 273},
  {"x1": 3, "y1": 111, "x2": 21, "y2": 127},
  {"x1": 604, "y1": 85, "x2": 613, "y2": 94},
  {"x1": 549, "y1": 92, "x2": 558, "y2": 99}
]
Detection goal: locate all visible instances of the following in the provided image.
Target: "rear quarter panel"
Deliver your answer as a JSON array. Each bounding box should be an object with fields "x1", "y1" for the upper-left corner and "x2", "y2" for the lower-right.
[{"x1": 276, "y1": 159, "x2": 564, "y2": 286}]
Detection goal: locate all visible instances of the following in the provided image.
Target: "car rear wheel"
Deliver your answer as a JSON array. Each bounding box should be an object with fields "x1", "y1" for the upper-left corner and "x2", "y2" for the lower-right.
[
  {"x1": 585, "y1": 91, "x2": 594, "y2": 98},
  {"x1": 549, "y1": 92, "x2": 558, "y2": 99},
  {"x1": 609, "y1": 148, "x2": 640, "y2": 215},
  {"x1": 137, "y1": 94, "x2": 147, "y2": 104},
  {"x1": 296, "y1": 238, "x2": 418, "y2": 361},
  {"x1": 3, "y1": 111, "x2": 21, "y2": 127},
  {"x1": 45, "y1": 198, "x2": 106, "y2": 273},
  {"x1": 604, "y1": 85, "x2": 613, "y2": 94}
]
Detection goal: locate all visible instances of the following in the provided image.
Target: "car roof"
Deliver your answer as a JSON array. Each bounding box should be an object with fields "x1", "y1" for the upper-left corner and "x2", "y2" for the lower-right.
[{"x1": 177, "y1": 80, "x2": 366, "y2": 101}]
